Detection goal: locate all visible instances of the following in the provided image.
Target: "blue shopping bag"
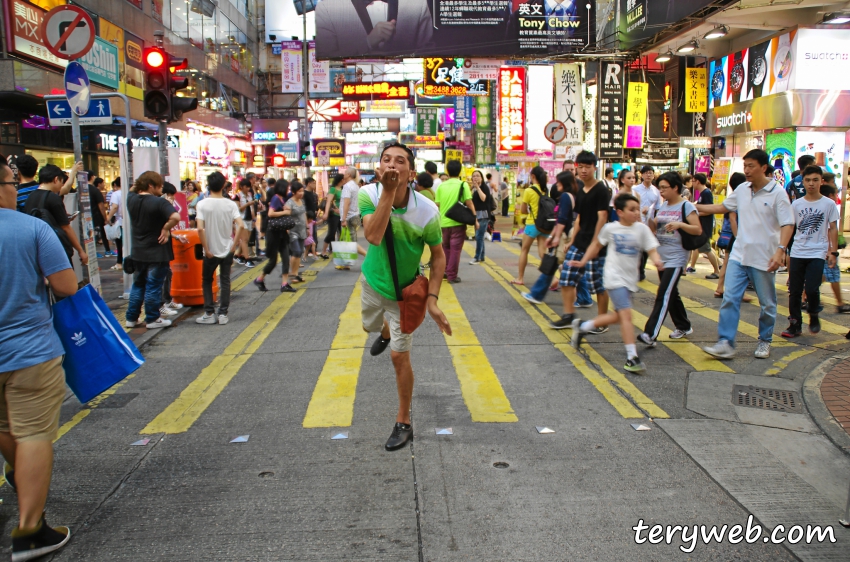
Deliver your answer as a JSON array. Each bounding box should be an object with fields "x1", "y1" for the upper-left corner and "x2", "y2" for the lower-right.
[{"x1": 52, "y1": 285, "x2": 145, "y2": 403}]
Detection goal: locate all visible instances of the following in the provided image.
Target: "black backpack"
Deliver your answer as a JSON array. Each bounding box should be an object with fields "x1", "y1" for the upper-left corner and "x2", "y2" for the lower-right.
[
  {"x1": 678, "y1": 203, "x2": 709, "y2": 251},
  {"x1": 529, "y1": 185, "x2": 556, "y2": 234},
  {"x1": 28, "y1": 189, "x2": 73, "y2": 258}
]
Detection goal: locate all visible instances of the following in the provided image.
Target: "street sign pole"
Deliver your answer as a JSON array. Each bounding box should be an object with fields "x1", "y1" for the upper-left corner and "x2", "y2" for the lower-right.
[{"x1": 158, "y1": 120, "x2": 168, "y2": 178}]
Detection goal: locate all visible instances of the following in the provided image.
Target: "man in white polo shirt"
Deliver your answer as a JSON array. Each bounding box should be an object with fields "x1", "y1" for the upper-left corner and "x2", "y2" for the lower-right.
[{"x1": 696, "y1": 149, "x2": 794, "y2": 359}]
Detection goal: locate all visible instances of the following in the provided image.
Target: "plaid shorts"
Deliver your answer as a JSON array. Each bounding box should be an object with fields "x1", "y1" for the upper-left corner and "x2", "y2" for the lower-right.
[
  {"x1": 824, "y1": 262, "x2": 841, "y2": 283},
  {"x1": 560, "y1": 246, "x2": 606, "y2": 294}
]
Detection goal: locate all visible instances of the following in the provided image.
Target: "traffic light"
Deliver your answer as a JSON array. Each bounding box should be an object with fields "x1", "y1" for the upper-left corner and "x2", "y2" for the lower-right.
[
  {"x1": 168, "y1": 55, "x2": 198, "y2": 122},
  {"x1": 299, "y1": 140, "x2": 311, "y2": 162},
  {"x1": 143, "y1": 47, "x2": 169, "y2": 120}
]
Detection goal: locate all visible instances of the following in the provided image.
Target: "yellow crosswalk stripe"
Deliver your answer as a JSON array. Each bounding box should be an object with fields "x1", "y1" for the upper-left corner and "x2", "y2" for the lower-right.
[
  {"x1": 439, "y1": 283, "x2": 518, "y2": 423},
  {"x1": 765, "y1": 348, "x2": 817, "y2": 376},
  {"x1": 493, "y1": 241, "x2": 732, "y2": 372},
  {"x1": 142, "y1": 260, "x2": 331, "y2": 435},
  {"x1": 303, "y1": 281, "x2": 369, "y2": 428},
  {"x1": 679, "y1": 276, "x2": 849, "y2": 337},
  {"x1": 464, "y1": 246, "x2": 663, "y2": 419}
]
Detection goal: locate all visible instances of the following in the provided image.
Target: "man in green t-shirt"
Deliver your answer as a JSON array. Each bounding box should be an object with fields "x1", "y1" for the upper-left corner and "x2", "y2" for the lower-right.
[
  {"x1": 434, "y1": 160, "x2": 477, "y2": 283},
  {"x1": 359, "y1": 142, "x2": 453, "y2": 451}
]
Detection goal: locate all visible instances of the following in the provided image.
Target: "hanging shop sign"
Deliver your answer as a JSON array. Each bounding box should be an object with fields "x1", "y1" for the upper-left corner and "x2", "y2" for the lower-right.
[
  {"x1": 498, "y1": 66, "x2": 525, "y2": 151},
  {"x1": 598, "y1": 61, "x2": 624, "y2": 159},
  {"x1": 6, "y1": 0, "x2": 69, "y2": 69},
  {"x1": 423, "y1": 58, "x2": 489, "y2": 97},
  {"x1": 475, "y1": 86, "x2": 495, "y2": 131},
  {"x1": 351, "y1": 118, "x2": 395, "y2": 133},
  {"x1": 204, "y1": 135, "x2": 232, "y2": 162},
  {"x1": 414, "y1": 80, "x2": 453, "y2": 108},
  {"x1": 463, "y1": 59, "x2": 503, "y2": 81},
  {"x1": 445, "y1": 149, "x2": 463, "y2": 165},
  {"x1": 307, "y1": 41, "x2": 330, "y2": 93},
  {"x1": 685, "y1": 68, "x2": 707, "y2": 114},
  {"x1": 416, "y1": 107, "x2": 439, "y2": 136},
  {"x1": 707, "y1": 90, "x2": 850, "y2": 136},
  {"x1": 679, "y1": 137, "x2": 712, "y2": 149},
  {"x1": 474, "y1": 130, "x2": 496, "y2": 165},
  {"x1": 307, "y1": 99, "x2": 360, "y2": 122},
  {"x1": 453, "y1": 96, "x2": 473, "y2": 130},
  {"x1": 78, "y1": 37, "x2": 119, "y2": 90},
  {"x1": 342, "y1": 81, "x2": 410, "y2": 101},
  {"x1": 311, "y1": 138, "x2": 345, "y2": 167},
  {"x1": 399, "y1": 132, "x2": 445, "y2": 148},
  {"x1": 623, "y1": 82, "x2": 648, "y2": 149},
  {"x1": 360, "y1": 100, "x2": 407, "y2": 118},
  {"x1": 315, "y1": 0, "x2": 595, "y2": 59},
  {"x1": 553, "y1": 63, "x2": 582, "y2": 145},
  {"x1": 281, "y1": 40, "x2": 303, "y2": 93}
]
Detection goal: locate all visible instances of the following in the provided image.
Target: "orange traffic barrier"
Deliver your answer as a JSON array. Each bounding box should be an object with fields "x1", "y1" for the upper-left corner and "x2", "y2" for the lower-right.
[{"x1": 170, "y1": 229, "x2": 216, "y2": 306}]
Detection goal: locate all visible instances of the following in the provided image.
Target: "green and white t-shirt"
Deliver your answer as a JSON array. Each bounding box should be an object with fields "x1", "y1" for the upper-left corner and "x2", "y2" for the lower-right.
[{"x1": 359, "y1": 184, "x2": 442, "y2": 300}]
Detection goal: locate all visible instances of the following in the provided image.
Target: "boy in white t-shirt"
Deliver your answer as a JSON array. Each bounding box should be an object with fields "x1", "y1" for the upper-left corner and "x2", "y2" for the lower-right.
[
  {"x1": 781, "y1": 166, "x2": 839, "y2": 337},
  {"x1": 568, "y1": 194, "x2": 664, "y2": 373}
]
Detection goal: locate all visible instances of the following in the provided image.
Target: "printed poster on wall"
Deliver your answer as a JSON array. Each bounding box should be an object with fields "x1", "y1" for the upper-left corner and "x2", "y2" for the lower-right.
[
  {"x1": 308, "y1": 41, "x2": 330, "y2": 93},
  {"x1": 281, "y1": 41, "x2": 303, "y2": 93},
  {"x1": 315, "y1": 0, "x2": 595, "y2": 59},
  {"x1": 623, "y1": 82, "x2": 648, "y2": 149},
  {"x1": 554, "y1": 63, "x2": 583, "y2": 145}
]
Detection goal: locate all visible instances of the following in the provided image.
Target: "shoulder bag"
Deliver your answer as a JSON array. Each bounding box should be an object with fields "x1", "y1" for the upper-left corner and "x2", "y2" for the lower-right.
[
  {"x1": 384, "y1": 218, "x2": 429, "y2": 335},
  {"x1": 445, "y1": 182, "x2": 477, "y2": 226},
  {"x1": 679, "y1": 202, "x2": 709, "y2": 251},
  {"x1": 267, "y1": 196, "x2": 297, "y2": 232}
]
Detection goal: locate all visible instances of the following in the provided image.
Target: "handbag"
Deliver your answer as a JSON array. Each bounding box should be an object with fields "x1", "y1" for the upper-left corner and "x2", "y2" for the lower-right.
[
  {"x1": 538, "y1": 249, "x2": 560, "y2": 276},
  {"x1": 716, "y1": 216, "x2": 733, "y2": 250},
  {"x1": 104, "y1": 222, "x2": 121, "y2": 240},
  {"x1": 52, "y1": 285, "x2": 145, "y2": 403},
  {"x1": 268, "y1": 215, "x2": 297, "y2": 232},
  {"x1": 384, "y1": 219, "x2": 429, "y2": 334},
  {"x1": 445, "y1": 182, "x2": 476, "y2": 226},
  {"x1": 679, "y1": 204, "x2": 709, "y2": 251},
  {"x1": 332, "y1": 227, "x2": 359, "y2": 266}
]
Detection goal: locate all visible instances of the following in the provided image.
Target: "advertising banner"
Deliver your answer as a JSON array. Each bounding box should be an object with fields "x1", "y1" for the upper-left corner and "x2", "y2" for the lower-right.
[
  {"x1": 308, "y1": 41, "x2": 330, "y2": 92},
  {"x1": 498, "y1": 66, "x2": 525, "y2": 151},
  {"x1": 791, "y1": 29, "x2": 850, "y2": 92},
  {"x1": 342, "y1": 81, "x2": 410, "y2": 101},
  {"x1": 423, "y1": 57, "x2": 490, "y2": 96},
  {"x1": 554, "y1": 63, "x2": 582, "y2": 145},
  {"x1": 474, "y1": 130, "x2": 496, "y2": 165},
  {"x1": 685, "y1": 68, "x2": 707, "y2": 113},
  {"x1": 453, "y1": 96, "x2": 473, "y2": 130},
  {"x1": 315, "y1": 0, "x2": 595, "y2": 59},
  {"x1": 79, "y1": 37, "x2": 119, "y2": 90},
  {"x1": 311, "y1": 138, "x2": 346, "y2": 167},
  {"x1": 765, "y1": 129, "x2": 796, "y2": 191},
  {"x1": 307, "y1": 99, "x2": 360, "y2": 122},
  {"x1": 414, "y1": 80, "x2": 453, "y2": 107},
  {"x1": 416, "y1": 107, "x2": 439, "y2": 136},
  {"x1": 619, "y1": 0, "x2": 715, "y2": 49},
  {"x1": 281, "y1": 40, "x2": 303, "y2": 93},
  {"x1": 475, "y1": 86, "x2": 495, "y2": 131},
  {"x1": 465, "y1": 59, "x2": 503, "y2": 80},
  {"x1": 623, "y1": 82, "x2": 648, "y2": 149},
  {"x1": 598, "y1": 61, "x2": 624, "y2": 159},
  {"x1": 6, "y1": 0, "x2": 67, "y2": 69}
]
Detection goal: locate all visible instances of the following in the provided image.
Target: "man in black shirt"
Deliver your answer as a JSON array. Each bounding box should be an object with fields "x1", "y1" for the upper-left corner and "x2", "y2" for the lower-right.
[
  {"x1": 549, "y1": 151, "x2": 609, "y2": 329},
  {"x1": 23, "y1": 164, "x2": 87, "y2": 266},
  {"x1": 124, "y1": 171, "x2": 179, "y2": 330},
  {"x1": 14, "y1": 154, "x2": 39, "y2": 213}
]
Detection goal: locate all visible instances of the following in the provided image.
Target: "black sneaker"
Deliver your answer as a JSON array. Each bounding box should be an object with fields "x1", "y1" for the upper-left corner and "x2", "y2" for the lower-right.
[
  {"x1": 11, "y1": 514, "x2": 71, "y2": 562},
  {"x1": 587, "y1": 326, "x2": 609, "y2": 335},
  {"x1": 253, "y1": 278, "x2": 267, "y2": 292},
  {"x1": 280, "y1": 284, "x2": 297, "y2": 293},
  {"x1": 370, "y1": 334, "x2": 391, "y2": 356},
  {"x1": 235, "y1": 257, "x2": 246, "y2": 265},
  {"x1": 3, "y1": 461, "x2": 15, "y2": 492},
  {"x1": 385, "y1": 422, "x2": 412, "y2": 451},
  {"x1": 550, "y1": 313, "x2": 574, "y2": 330},
  {"x1": 570, "y1": 318, "x2": 584, "y2": 348},
  {"x1": 838, "y1": 304, "x2": 850, "y2": 314},
  {"x1": 244, "y1": 260, "x2": 257, "y2": 268},
  {"x1": 447, "y1": 277, "x2": 462, "y2": 284},
  {"x1": 781, "y1": 321, "x2": 801, "y2": 338},
  {"x1": 810, "y1": 316, "x2": 821, "y2": 335},
  {"x1": 624, "y1": 357, "x2": 647, "y2": 373},
  {"x1": 320, "y1": 254, "x2": 329, "y2": 260}
]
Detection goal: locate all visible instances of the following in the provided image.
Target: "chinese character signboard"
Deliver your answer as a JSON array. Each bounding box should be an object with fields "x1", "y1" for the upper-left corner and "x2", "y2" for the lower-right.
[
  {"x1": 598, "y1": 61, "x2": 624, "y2": 159},
  {"x1": 308, "y1": 41, "x2": 330, "y2": 93},
  {"x1": 342, "y1": 82, "x2": 410, "y2": 101},
  {"x1": 416, "y1": 107, "x2": 439, "y2": 136},
  {"x1": 554, "y1": 63, "x2": 583, "y2": 145},
  {"x1": 423, "y1": 58, "x2": 490, "y2": 96},
  {"x1": 315, "y1": 1, "x2": 595, "y2": 59},
  {"x1": 7, "y1": 0, "x2": 68, "y2": 69},
  {"x1": 475, "y1": 130, "x2": 496, "y2": 165},
  {"x1": 685, "y1": 68, "x2": 707, "y2": 113},
  {"x1": 281, "y1": 41, "x2": 303, "y2": 93},
  {"x1": 445, "y1": 149, "x2": 463, "y2": 165},
  {"x1": 498, "y1": 66, "x2": 525, "y2": 151},
  {"x1": 624, "y1": 82, "x2": 648, "y2": 149},
  {"x1": 454, "y1": 96, "x2": 473, "y2": 129},
  {"x1": 475, "y1": 85, "x2": 495, "y2": 131},
  {"x1": 307, "y1": 100, "x2": 360, "y2": 122}
]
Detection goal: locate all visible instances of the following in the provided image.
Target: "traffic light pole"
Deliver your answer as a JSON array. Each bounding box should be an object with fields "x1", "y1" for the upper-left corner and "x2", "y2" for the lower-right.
[
  {"x1": 301, "y1": 3, "x2": 310, "y2": 180},
  {"x1": 158, "y1": 120, "x2": 168, "y2": 178}
]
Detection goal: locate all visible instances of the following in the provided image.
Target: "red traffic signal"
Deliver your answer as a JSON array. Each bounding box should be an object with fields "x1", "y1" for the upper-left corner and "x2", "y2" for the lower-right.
[{"x1": 145, "y1": 48, "x2": 165, "y2": 69}]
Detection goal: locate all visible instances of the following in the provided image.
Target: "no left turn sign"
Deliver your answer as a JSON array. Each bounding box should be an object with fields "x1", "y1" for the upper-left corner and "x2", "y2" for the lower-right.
[
  {"x1": 40, "y1": 5, "x2": 96, "y2": 61},
  {"x1": 544, "y1": 120, "x2": 568, "y2": 144}
]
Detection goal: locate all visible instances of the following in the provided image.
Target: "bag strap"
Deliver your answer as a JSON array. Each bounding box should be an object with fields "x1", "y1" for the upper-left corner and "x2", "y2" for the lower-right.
[
  {"x1": 457, "y1": 181, "x2": 468, "y2": 204},
  {"x1": 383, "y1": 218, "x2": 403, "y2": 302}
]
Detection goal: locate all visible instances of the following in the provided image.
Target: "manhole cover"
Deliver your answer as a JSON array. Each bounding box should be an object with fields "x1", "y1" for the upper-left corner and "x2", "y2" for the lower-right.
[
  {"x1": 732, "y1": 385, "x2": 802, "y2": 414},
  {"x1": 493, "y1": 462, "x2": 510, "y2": 469}
]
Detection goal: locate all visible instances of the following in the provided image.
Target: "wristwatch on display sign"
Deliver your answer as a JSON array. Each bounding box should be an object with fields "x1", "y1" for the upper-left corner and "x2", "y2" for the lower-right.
[
  {"x1": 729, "y1": 51, "x2": 745, "y2": 103},
  {"x1": 711, "y1": 65, "x2": 725, "y2": 107},
  {"x1": 748, "y1": 42, "x2": 768, "y2": 99}
]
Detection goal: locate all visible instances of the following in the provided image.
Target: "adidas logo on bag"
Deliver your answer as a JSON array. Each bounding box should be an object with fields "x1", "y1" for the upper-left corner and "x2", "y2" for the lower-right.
[{"x1": 71, "y1": 332, "x2": 87, "y2": 347}]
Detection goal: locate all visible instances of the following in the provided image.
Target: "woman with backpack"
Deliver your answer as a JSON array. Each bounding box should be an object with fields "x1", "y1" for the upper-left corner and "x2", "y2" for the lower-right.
[
  {"x1": 511, "y1": 166, "x2": 552, "y2": 286},
  {"x1": 469, "y1": 170, "x2": 494, "y2": 265},
  {"x1": 637, "y1": 172, "x2": 702, "y2": 346}
]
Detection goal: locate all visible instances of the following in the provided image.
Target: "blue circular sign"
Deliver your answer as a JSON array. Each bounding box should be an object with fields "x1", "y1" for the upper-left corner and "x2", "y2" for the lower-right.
[{"x1": 64, "y1": 62, "x2": 91, "y2": 116}]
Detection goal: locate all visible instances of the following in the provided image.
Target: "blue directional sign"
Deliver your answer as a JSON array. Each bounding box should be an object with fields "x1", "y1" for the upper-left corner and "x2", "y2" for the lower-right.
[
  {"x1": 46, "y1": 98, "x2": 112, "y2": 127},
  {"x1": 64, "y1": 62, "x2": 91, "y2": 116}
]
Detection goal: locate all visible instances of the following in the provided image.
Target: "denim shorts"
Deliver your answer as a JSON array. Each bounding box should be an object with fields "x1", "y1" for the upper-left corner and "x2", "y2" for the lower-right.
[
  {"x1": 824, "y1": 262, "x2": 841, "y2": 283},
  {"x1": 607, "y1": 286, "x2": 634, "y2": 311},
  {"x1": 560, "y1": 246, "x2": 606, "y2": 294},
  {"x1": 524, "y1": 223, "x2": 546, "y2": 239}
]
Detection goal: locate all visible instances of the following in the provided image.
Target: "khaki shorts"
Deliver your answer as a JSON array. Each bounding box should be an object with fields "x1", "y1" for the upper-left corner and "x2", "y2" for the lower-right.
[
  {"x1": 345, "y1": 215, "x2": 361, "y2": 242},
  {"x1": 361, "y1": 277, "x2": 412, "y2": 353},
  {"x1": 0, "y1": 357, "x2": 66, "y2": 442}
]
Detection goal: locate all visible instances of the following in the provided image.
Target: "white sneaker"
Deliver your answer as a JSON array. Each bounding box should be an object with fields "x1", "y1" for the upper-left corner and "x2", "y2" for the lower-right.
[
  {"x1": 469, "y1": 260, "x2": 479, "y2": 265},
  {"x1": 521, "y1": 292, "x2": 543, "y2": 305},
  {"x1": 159, "y1": 306, "x2": 178, "y2": 317},
  {"x1": 125, "y1": 320, "x2": 137, "y2": 328},
  {"x1": 145, "y1": 318, "x2": 172, "y2": 329},
  {"x1": 669, "y1": 328, "x2": 694, "y2": 339},
  {"x1": 638, "y1": 332, "x2": 656, "y2": 348},
  {"x1": 195, "y1": 314, "x2": 217, "y2": 325},
  {"x1": 166, "y1": 301, "x2": 184, "y2": 309},
  {"x1": 754, "y1": 340, "x2": 771, "y2": 359},
  {"x1": 485, "y1": 233, "x2": 492, "y2": 241},
  {"x1": 703, "y1": 340, "x2": 735, "y2": 359},
  {"x1": 217, "y1": 314, "x2": 229, "y2": 325}
]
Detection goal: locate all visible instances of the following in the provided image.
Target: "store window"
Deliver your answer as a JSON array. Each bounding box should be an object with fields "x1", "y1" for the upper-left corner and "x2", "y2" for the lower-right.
[
  {"x1": 171, "y1": 0, "x2": 189, "y2": 39},
  {"x1": 203, "y1": 10, "x2": 217, "y2": 55},
  {"x1": 26, "y1": 150, "x2": 75, "y2": 171}
]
